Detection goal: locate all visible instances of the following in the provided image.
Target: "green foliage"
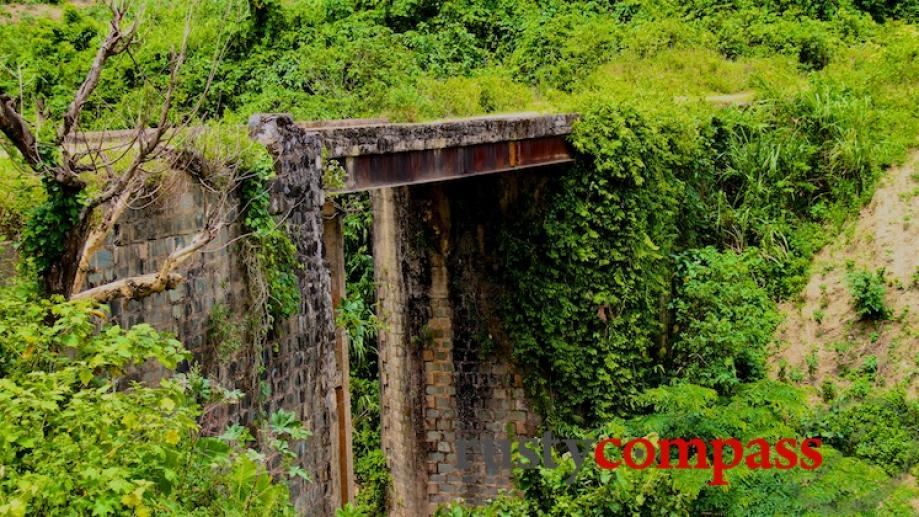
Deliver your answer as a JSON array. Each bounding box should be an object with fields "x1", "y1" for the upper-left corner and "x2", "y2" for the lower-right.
[
  {"x1": 447, "y1": 382, "x2": 919, "y2": 516},
  {"x1": 505, "y1": 6, "x2": 620, "y2": 90},
  {"x1": 821, "y1": 379, "x2": 837, "y2": 401},
  {"x1": 846, "y1": 267, "x2": 888, "y2": 320},
  {"x1": 669, "y1": 248, "x2": 780, "y2": 392},
  {"x1": 0, "y1": 282, "x2": 298, "y2": 516},
  {"x1": 349, "y1": 449, "x2": 390, "y2": 517},
  {"x1": 17, "y1": 177, "x2": 84, "y2": 278},
  {"x1": 500, "y1": 101, "x2": 686, "y2": 425},
  {"x1": 206, "y1": 302, "x2": 245, "y2": 359},
  {"x1": 0, "y1": 158, "x2": 43, "y2": 241},
  {"x1": 820, "y1": 392, "x2": 919, "y2": 475},
  {"x1": 238, "y1": 152, "x2": 301, "y2": 322},
  {"x1": 698, "y1": 82, "x2": 894, "y2": 298},
  {"x1": 336, "y1": 194, "x2": 380, "y2": 370},
  {"x1": 853, "y1": 0, "x2": 919, "y2": 22},
  {"x1": 338, "y1": 192, "x2": 390, "y2": 516},
  {"x1": 338, "y1": 192, "x2": 380, "y2": 387},
  {"x1": 2, "y1": 1, "x2": 919, "y2": 515}
]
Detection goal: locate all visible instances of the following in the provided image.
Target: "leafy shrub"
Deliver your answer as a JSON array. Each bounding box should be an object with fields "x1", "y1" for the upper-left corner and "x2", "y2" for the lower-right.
[
  {"x1": 821, "y1": 392, "x2": 919, "y2": 475},
  {"x1": 350, "y1": 449, "x2": 390, "y2": 516},
  {"x1": 669, "y1": 248, "x2": 780, "y2": 393},
  {"x1": 797, "y1": 26, "x2": 834, "y2": 70},
  {"x1": 846, "y1": 267, "x2": 888, "y2": 320},
  {"x1": 853, "y1": 0, "x2": 919, "y2": 22},
  {"x1": 0, "y1": 283, "x2": 300, "y2": 516},
  {"x1": 505, "y1": 8, "x2": 621, "y2": 90},
  {"x1": 821, "y1": 379, "x2": 836, "y2": 401}
]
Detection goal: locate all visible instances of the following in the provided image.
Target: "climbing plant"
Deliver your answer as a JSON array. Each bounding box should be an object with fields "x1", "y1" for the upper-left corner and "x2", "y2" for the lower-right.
[
  {"x1": 499, "y1": 102, "x2": 688, "y2": 426},
  {"x1": 237, "y1": 152, "x2": 301, "y2": 324},
  {"x1": 17, "y1": 177, "x2": 84, "y2": 279}
]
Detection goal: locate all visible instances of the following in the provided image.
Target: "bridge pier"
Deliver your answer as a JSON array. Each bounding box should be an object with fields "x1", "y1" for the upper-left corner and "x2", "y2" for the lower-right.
[
  {"x1": 373, "y1": 186, "x2": 429, "y2": 516},
  {"x1": 372, "y1": 177, "x2": 543, "y2": 515}
]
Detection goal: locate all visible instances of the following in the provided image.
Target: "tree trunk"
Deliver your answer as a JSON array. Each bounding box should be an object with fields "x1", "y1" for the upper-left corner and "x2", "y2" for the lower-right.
[{"x1": 44, "y1": 199, "x2": 90, "y2": 298}]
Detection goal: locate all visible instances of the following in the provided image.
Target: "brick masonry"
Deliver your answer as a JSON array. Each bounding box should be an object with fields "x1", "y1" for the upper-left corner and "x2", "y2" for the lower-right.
[{"x1": 372, "y1": 173, "x2": 546, "y2": 516}]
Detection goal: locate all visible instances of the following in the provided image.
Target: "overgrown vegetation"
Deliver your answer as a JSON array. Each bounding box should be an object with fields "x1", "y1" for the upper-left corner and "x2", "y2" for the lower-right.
[
  {"x1": 238, "y1": 153, "x2": 301, "y2": 323},
  {"x1": 335, "y1": 192, "x2": 389, "y2": 516},
  {"x1": 0, "y1": 281, "x2": 303, "y2": 516},
  {"x1": 1, "y1": 0, "x2": 919, "y2": 515},
  {"x1": 438, "y1": 382, "x2": 919, "y2": 516},
  {"x1": 500, "y1": 64, "x2": 916, "y2": 425}
]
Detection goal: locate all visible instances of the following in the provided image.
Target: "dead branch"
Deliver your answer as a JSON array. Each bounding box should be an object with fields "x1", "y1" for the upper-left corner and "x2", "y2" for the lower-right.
[
  {"x1": 1, "y1": 0, "x2": 241, "y2": 302},
  {"x1": 0, "y1": 91, "x2": 42, "y2": 171},
  {"x1": 57, "y1": 4, "x2": 138, "y2": 146},
  {"x1": 71, "y1": 217, "x2": 224, "y2": 303},
  {"x1": 80, "y1": 11, "x2": 188, "y2": 215},
  {"x1": 70, "y1": 11, "x2": 193, "y2": 295}
]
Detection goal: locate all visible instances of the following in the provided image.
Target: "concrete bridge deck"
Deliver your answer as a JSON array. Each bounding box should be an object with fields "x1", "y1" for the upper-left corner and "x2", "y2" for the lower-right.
[{"x1": 300, "y1": 112, "x2": 578, "y2": 192}]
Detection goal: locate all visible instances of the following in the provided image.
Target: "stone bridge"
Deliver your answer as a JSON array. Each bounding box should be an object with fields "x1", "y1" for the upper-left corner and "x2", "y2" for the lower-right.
[
  {"x1": 251, "y1": 112, "x2": 578, "y2": 516},
  {"x1": 89, "y1": 112, "x2": 577, "y2": 516}
]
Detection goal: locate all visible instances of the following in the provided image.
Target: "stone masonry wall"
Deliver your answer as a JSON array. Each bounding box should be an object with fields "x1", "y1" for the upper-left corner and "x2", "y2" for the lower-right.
[
  {"x1": 86, "y1": 172, "x2": 252, "y2": 397},
  {"x1": 251, "y1": 114, "x2": 347, "y2": 514},
  {"x1": 373, "y1": 172, "x2": 546, "y2": 516},
  {"x1": 85, "y1": 115, "x2": 347, "y2": 516}
]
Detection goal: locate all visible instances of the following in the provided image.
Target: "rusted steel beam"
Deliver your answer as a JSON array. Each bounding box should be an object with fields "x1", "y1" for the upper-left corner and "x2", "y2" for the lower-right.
[{"x1": 333, "y1": 135, "x2": 574, "y2": 192}]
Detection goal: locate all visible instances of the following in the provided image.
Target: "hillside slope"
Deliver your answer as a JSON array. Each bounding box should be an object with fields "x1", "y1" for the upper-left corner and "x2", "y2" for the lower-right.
[{"x1": 776, "y1": 150, "x2": 919, "y2": 397}]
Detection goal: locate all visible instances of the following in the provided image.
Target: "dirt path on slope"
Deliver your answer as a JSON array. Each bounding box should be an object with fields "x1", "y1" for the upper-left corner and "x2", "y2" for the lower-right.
[{"x1": 775, "y1": 150, "x2": 919, "y2": 396}]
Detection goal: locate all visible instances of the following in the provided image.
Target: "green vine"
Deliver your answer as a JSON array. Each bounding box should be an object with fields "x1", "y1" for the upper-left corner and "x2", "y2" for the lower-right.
[
  {"x1": 18, "y1": 177, "x2": 84, "y2": 279},
  {"x1": 499, "y1": 103, "x2": 685, "y2": 427},
  {"x1": 239, "y1": 154, "x2": 301, "y2": 323}
]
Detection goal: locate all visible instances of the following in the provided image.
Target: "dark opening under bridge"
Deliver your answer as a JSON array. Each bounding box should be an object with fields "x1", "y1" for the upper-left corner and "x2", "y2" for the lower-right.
[{"x1": 249, "y1": 112, "x2": 578, "y2": 516}]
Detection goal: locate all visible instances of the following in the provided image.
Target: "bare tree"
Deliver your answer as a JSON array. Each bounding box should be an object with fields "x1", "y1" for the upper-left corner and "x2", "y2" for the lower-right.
[{"x1": 0, "y1": 1, "x2": 237, "y2": 303}]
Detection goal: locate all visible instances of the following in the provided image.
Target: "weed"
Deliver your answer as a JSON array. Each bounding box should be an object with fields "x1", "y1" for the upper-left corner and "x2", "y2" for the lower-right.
[
  {"x1": 847, "y1": 268, "x2": 889, "y2": 320},
  {"x1": 820, "y1": 380, "x2": 836, "y2": 402},
  {"x1": 814, "y1": 309, "x2": 825, "y2": 325},
  {"x1": 806, "y1": 349, "x2": 820, "y2": 379}
]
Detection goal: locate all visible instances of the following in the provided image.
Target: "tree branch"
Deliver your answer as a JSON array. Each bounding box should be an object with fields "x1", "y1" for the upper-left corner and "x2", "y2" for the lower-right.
[
  {"x1": 0, "y1": 91, "x2": 42, "y2": 171},
  {"x1": 71, "y1": 176, "x2": 140, "y2": 294},
  {"x1": 70, "y1": 10, "x2": 194, "y2": 293},
  {"x1": 70, "y1": 220, "x2": 223, "y2": 303},
  {"x1": 70, "y1": 271, "x2": 185, "y2": 304},
  {"x1": 57, "y1": 4, "x2": 137, "y2": 146},
  {"x1": 82, "y1": 12, "x2": 189, "y2": 216}
]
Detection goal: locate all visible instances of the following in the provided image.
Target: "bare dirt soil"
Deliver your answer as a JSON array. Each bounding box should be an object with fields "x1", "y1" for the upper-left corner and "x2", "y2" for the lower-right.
[
  {"x1": 775, "y1": 150, "x2": 919, "y2": 397},
  {"x1": 1, "y1": 1, "x2": 93, "y2": 23}
]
